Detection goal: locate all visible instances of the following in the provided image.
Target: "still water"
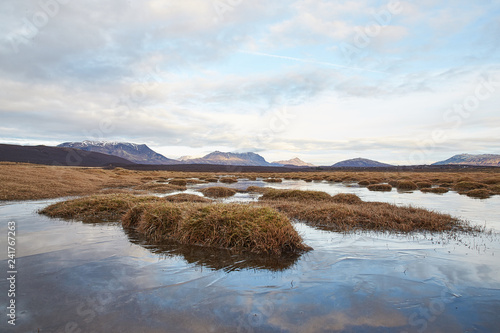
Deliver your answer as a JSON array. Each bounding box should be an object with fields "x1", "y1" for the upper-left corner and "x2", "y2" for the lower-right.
[{"x1": 1, "y1": 179, "x2": 499, "y2": 332}]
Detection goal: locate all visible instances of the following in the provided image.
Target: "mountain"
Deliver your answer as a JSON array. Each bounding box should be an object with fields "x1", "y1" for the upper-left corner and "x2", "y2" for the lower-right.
[
  {"x1": 184, "y1": 151, "x2": 275, "y2": 166},
  {"x1": 272, "y1": 157, "x2": 314, "y2": 167},
  {"x1": 0, "y1": 144, "x2": 135, "y2": 167},
  {"x1": 58, "y1": 141, "x2": 180, "y2": 165},
  {"x1": 433, "y1": 154, "x2": 500, "y2": 167},
  {"x1": 331, "y1": 157, "x2": 393, "y2": 168}
]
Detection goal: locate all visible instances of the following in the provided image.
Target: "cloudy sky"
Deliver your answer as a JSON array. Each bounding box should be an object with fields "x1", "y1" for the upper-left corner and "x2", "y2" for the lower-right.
[{"x1": 0, "y1": 0, "x2": 499, "y2": 165}]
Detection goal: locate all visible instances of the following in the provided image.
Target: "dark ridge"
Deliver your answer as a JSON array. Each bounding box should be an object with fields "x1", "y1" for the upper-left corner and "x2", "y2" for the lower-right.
[{"x1": 0, "y1": 144, "x2": 135, "y2": 167}]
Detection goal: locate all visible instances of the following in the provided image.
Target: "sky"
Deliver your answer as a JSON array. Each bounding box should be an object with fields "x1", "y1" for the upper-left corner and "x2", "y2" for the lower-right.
[{"x1": 0, "y1": 0, "x2": 499, "y2": 165}]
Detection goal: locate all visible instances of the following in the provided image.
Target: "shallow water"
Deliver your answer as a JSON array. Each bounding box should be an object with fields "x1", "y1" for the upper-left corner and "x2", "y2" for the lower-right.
[{"x1": 1, "y1": 180, "x2": 499, "y2": 332}]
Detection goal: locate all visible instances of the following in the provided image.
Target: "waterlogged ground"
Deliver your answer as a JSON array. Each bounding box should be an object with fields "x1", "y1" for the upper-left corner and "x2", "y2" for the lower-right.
[{"x1": 1, "y1": 179, "x2": 500, "y2": 332}]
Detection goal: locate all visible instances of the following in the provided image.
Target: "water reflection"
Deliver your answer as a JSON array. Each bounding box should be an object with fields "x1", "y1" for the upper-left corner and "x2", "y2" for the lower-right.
[{"x1": 123, "y1": 228, "x2": 302, "y2": 272}]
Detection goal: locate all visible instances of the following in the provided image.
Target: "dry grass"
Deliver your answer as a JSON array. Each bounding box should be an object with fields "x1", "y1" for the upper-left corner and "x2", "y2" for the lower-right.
[
  {"x1": 262, "y1": 178, "x2": 283, "y2": 183},
  {"x1": 164, "y1": 193, "x2": 212, "y2": 203},
  {"x1": 416, "y1": 181, "x2": 432, "y2": 189},
  {"x1": 396, "y1": 180, "x2": 418, "y2": 191},
  {"x1": 367, "y1": 184, "x2": 392, "y2": 192},
  {"x1": 246, "y1": 186, "x2": 269, "y2": 193},
  {"x1": 168, "y1": 179, "x2": 188, "y2": 186},
  {"x1": 219, "y1": 177, "x2": 238, "y2": 184},
  {"x1": 453, "y1": 181, "x2": 486, "y2": 192},
  {"x1": 331, "y1": 193, "x2": 362, "y2": 204},
  {"x1": 199, "y1": 186, "x2": 237, "y2": 198},
  {"x1": 261, "y1": 199, "x2": 474, "y2": 233},
  {"x1": 205, "y1": 177, "x2": 219, "y2": 183},
  {"x1": 134, "y1": 182, "x2": 186, "y2": 193},
  {"x1": 466, "y1": 189, "x2": 492, "y2": 199},
  {"x1": 260, "y1": 189, "x2": 332, "y2": 201},
  {"x1": 40, "y1": 194, "x2": 161, "y2": 222}
]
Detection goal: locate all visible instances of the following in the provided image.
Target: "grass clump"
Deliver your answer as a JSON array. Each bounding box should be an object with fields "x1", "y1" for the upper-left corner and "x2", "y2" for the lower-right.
[
  {"x1": 453, "y1": 181, "x2": 486, "y2": 192},
  {"x1": 134, "y1": 182, "x2": 186, "y2": 193},
  {"x1": 260, "y1": 189, "x2": 332, "y2": 201},
  {"x1": 178, "y1": 203, "x2": 311, "y2": 255},
  {"x1": 40, "y1": 194, "x2": 160, "y2": 222},
  {"x1": 199, "y1": 186, "x2": 237, "y2": 198},
  {"x1": 164, "y1": 193, "x2": 212, "y2": 203},
  {"x1": 397, "y1": 180, "x2": 418, "y2": 191},
  {"x1": 421, "y1": 187, "x2": 449, "y2": 194},
  {"x1": 466, "y1": 189, "x2": 492, "y2": 199},
  {"x1": 220, "y1": 177, "x2": 238, "y2": 184},
  {"x1": 205, "y1": 177, "x2": 219, "y2": 183},
  {"x1": 263, "y1": 178, "x2": 283, "y2": 183},
  {"x1": 367, "y1": 184, "x2": 392, "y2": 192},
  {"x1": 358, "y1": 180, "x2": 370, "y2": 186},
  {"x1": 265, "y1": 200, "x2": 472, "y2": 233},
  {"x1": 331, "y1": 193, "x2": 362, "y2": 204},
  {"x1": 416, "y1": 182, "x2": 432, "y2": 189},
  {"x1": 168, "y1": 179, "x2": 188, "y2": 186},
  {"x1": 246, "y1": 186, "x2": 269, "y2": 193}
]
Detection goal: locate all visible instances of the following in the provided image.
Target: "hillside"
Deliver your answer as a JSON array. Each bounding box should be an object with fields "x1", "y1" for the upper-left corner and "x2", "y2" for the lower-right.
[
  {"x1": 58, "y1": 141, "x2": 179, "y2": 165},
  {"x1": 0, "y1": 144, "x2": 134, "y2": 167},
  {"x1": 433, "y1": 154, "x2": 500, "y2": 167},
  {"x1": 331, "y1": 157, "x2": 393, "y2": 168},
  {"x1": 272, "y1": 157, "x2": 314, "y2": 167},
  {"x1": 184, "y1": 151, "x2": 275, "y2": 166}
]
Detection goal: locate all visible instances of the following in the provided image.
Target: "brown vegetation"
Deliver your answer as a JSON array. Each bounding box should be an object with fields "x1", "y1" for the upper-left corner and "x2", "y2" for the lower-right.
[
  {"x1": 367, "y1": 184, "x2": 393, "y2": 192},
  {"x1": 164, "y1": 193, "x2": 212, "y2": 203},
  {"x1": 260, "y1": 189, "x2": 332, "y2": 201},
  {"x1": 219, "y1": 177, "x2": 238, "y2": 184},
  {"x1": 331, "y1": 193, "x2": 362, "y2": 204},
  {"x1": 199, "y1": 186, "x2": 237, "y2": 198},
  {"x1": 262, "y1": 178, "x2": 283, "y2": 183},
  {"x1": 466, "y1": 189, "x2": 492, "y2": 199},
  {"x1": 420, "y1": 187, "x2": 449, "y2": 194},
  {"x1": 396, "y1": 180, "x2": 418, "y2": 191}
]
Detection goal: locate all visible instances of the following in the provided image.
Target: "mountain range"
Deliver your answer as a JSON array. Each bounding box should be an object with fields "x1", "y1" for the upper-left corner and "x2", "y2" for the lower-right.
[
  {"x1": 58, "y1": 141, "x2": 179, "y2": 165},
  {"x1": 0, "y1": 144, "x2": 135, "y2": 167},
  {"x1": 432, "y1": 154, "x2": 500, "y2": 167},
  {"x1": 331, "y1": 158, "x2": 393, "y2": 168},
  {"x1": 1, "y1": 141, "x2": 499, "y2": 168}
]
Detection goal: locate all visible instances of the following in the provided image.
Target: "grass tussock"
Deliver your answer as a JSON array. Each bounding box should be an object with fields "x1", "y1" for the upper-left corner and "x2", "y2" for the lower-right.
[
  {"x1": 219, "y1": 177, "x2": 238, "y2": 184},
  {"x1": 466, "y1": 189, "x2": 492, "y2": 199},
  {"x1": 205, "y1": 177, "x2": 219, "y2": 183},
  {"x1": 331, "y1": 193, "x2": 362, "y2": 204},
  {"x1": 263, "y1": 200, "x2": 472, "y2": 233},
  {"x1": 358, "y1": 180, "x2": 370, "y2": 186},
  {"x1": 263, "y1": 178, "x2": 283, "y2": 183},
  {"x1": 246, "y1": 186, "x2": 269, "y2": 193},
  {"x1": 168, "y1": 179, "x2": 188, "y2": 186},
  {"x1": 416, "y1": 182, "x2": 432, "y2": 189},
  {"x1": 453, "y1": 181, "x2": 486, "y2": 192},
  {"x1": 397, "y1": 180, "x2": 418, "y2": 191},
  {"x1": 134, "y1": 182, "x2": 187, "y2": 193},
  {"x1": 164, "y1": 193, "x2": 212, "y2": 203},
  {"x1": 420, "y1": 187, "x2": 449, "y2": 194},
  {"x1": 40, "y1": 194, "x2": 161, "y2": 222},
  {"x1": 367, "y1": 184, "x2": 393, "y2": 192},
  {"x1": 199, "y1": 186, "x2": 237, "y2": 198},
  {"x1": 260, "y1": 189, "x2": 332, "y2": 201}
]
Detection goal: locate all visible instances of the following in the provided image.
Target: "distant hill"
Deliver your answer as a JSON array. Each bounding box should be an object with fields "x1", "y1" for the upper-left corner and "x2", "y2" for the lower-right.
[
  {"x1": 433, "y1": 154, "x2": 500, "y2": 167},
  {"x1": 0, "y1": 144, "x2": 134, "y2": 167},
  {"x1": 184, "y1": 151, "x2": 275, "y2": 166},
  {"x1": 273, "y1": 157, "x2": 314, "y2": 167},
  {"x1": 58, "y1": 141, "x2": 179, "y2": 165},
  {"x1": 331, "y1": 157, "x2": 393, "y2": 168}
]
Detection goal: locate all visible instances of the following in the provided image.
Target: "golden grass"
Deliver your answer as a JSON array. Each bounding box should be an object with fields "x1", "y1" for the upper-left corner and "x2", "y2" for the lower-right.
[
  {"x1": 164, "y1": 193, "x2": 212, "y2": 203},
  {"x1": 199, "y1": 186, "x2": 237, "y2": 198},
  {"x1": 396, "y1": 180, "x2": 418, "y2": 191},
  {"x1": 453, "y1": 181, "x2": 486, "y2": 192},
  {"x1": 2, "y1": 163, "x2": 499, "y2": 201},
  {"x1": 262, "y1": 199, "x2": 474, "y2": 233},
  {"x1": 259, "y1": 189, "x2": 332, "y2": 201},
  {"x1": 41, "y1": 194, "x2": 310, "y2": 255},
  {"x1": 416, "y1": 181, "x2": 432, "y2": 189},
  {"x1": 331, "y1": 193, "x2": 362, "y2": 204},
  {"x1": 134, "y1": 182, "x2": 187, "y2": 193},
  {"x1": 168, "y1": 179, "x2": 188, "y2": 186},
  {"x1": 245, "y1": 186, "x2": 269, "y2": 193},
  {"x1": 367, "y1": 184, "x2": 393, "y2": 192},
  {"x1": 40, "y1": 194, "x2": 161, "y2": 222},
  {"x1": 466, "y1": 189, "x2": 492, "y2": 199},
  {"x1": 220, "y1": 177, "x2": 238, "y2": 184},
  {"x1": 262, "y1": 178, "x2": 283, "y2": 183}
]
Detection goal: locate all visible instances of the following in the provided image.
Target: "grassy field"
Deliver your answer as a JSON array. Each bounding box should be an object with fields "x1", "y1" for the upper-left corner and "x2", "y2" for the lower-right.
[{"x1": 2, "y1": 163, "x2": 495, "y2": 253}]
